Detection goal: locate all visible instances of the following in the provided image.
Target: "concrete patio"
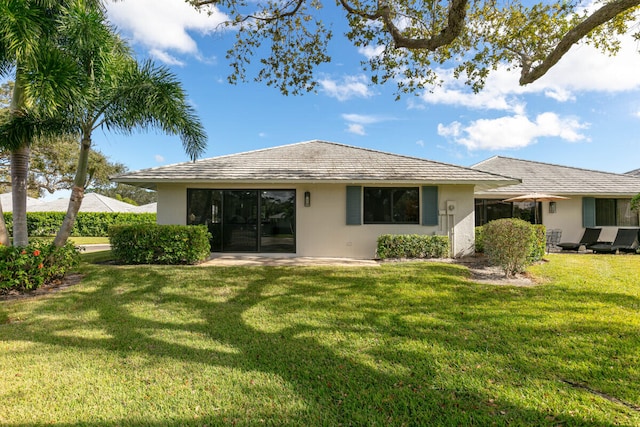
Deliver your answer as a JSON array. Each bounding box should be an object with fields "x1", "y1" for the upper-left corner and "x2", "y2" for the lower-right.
[{"x1": 199, "y1": 253, "x2": 380, "y2": 267}]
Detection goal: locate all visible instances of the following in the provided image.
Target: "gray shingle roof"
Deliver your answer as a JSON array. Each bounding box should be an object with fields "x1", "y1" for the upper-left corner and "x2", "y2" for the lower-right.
[
  {"x1": 0, "y1": 192, "x2": 44, "y2": 212},
  {"x1": 113, "y1": 140, "x2": 518, "y2": 190},
  {"x1": 29, "y1": 193, "x2": 141, "y2": 213},
  {"x1": 472, "y1": 156, "x2": 640, "y2": 196},
  {"x1": 627, "y1": 168, "x2": 640, "y2": 177}
]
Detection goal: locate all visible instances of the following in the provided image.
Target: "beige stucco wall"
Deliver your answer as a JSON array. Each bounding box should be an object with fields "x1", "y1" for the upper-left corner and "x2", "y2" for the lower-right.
[
  {"x1": 488, "y1": 197, "x2": 637, "y2": 243},
  {"x1": 156, "y1": 182, "x2": 477, "y2": 259},
  {"x1": 538, "y1": 198, "x2": 585, "y2": 243}
]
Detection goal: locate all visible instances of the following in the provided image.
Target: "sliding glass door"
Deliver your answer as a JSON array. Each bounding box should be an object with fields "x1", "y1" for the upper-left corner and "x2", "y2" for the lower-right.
[
  {"x1": 260, "y1": 190, "x2": 296, "y2": 252},
  {"x1": 187, "y1": 189, "x2": 295, "y2": 253}
]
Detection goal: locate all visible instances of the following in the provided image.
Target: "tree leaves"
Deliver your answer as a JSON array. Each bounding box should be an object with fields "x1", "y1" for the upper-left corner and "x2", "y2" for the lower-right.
[{"x1": 190, "y1": 0, "x2": 640, "y2": 95}]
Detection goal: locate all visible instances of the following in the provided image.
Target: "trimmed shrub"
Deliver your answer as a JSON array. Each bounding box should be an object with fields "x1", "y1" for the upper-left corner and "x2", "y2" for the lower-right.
[
  {"x1": 376, "y1": 234, "x2": 449, "y2": 260},
  {"x1": 476, "y1": 223, "x2": 545, "y2": 261},
  {"x1": 483, "y1": 218, "x2": 541, "y2": 277},
  {"x1": 475, "y1": 226, "x2": 485, "y2": 253},
  {"x1": 2, "y1": 212, "x2": 156, "y2": 237},
  {"x1": 530, "y1": 225, "x2": 546, "y2": 263},
  {"x1": 0, "y1": 241, "x2": 80, "y2": 291},
  {"x1": 109, "y1": 224, "x2": 210, "y2": 265}
]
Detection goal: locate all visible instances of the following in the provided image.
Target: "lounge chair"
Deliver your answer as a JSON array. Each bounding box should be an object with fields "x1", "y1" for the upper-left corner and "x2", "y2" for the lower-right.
[
  {"x1": 557, "y1": 227, "x2": 601, "y2": 251},
  {"x1": 589, "y1": 228, "x2": 639, "y2": 254}
]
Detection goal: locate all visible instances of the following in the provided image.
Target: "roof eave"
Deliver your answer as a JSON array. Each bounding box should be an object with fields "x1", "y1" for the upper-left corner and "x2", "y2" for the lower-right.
[{"x1": 112, "y1": 177, "x2": 521, "y2": 188}]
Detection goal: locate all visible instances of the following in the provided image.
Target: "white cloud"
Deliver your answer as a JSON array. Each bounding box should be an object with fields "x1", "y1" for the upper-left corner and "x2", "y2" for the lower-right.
[
  {"x1": 154, "y1": 154, "x2": 165, "y2": 163},
  {"x1": 341, "y1": 113, "x2": 393, "y2": 135},
  {"x1": 438, "y1": 113, "x2": 589, "y2": 151},
  {"x1": 258, "y1": 132, "x2": 267, "y2": 138},
  {"x1": 416, "y1": 33, "x2": 640, "y2": 112},
  {"x1": 357, "y1": 45, "x2": 385, "y2": 60},
  {"x1": 341, "y1": 113, "x2": 383, "y2": 124},
  {"x1": 536, "y1": 36, "x2": 640, "y2": 93},
  {"x1": 105, "y1": 0, "x2": 228, "y2": 63},
  {"x1": 319, "y1": 75, "x2": 373, "y2": 101},
  {"x1": 421, "y1": 67, "x2": 529, "y2": 113},
  {"x1": 346, "y1": 124, "x2": 366, "y2": 135},
  {"x1": 406, "y1": 98, "x2": 426, "y2": 110},
  {"x1": 415, "y1": 140, "x2": 425, "y2": 147},
  {"x1": 149, "y1": 49, "x2": 185, "y2": 67}
]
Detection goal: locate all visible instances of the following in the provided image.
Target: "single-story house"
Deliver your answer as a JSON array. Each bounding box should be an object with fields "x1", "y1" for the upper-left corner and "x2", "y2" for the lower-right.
[
  {"x1": 28, "y1": 192, "x2": 146, "y2": 213},
  {"x1": 472, "y1": 156, "x2": 640, "y2": 243},
  {"x1": 0, "y1": 192, "x2": 45, "y2": 212},
  {"x1": 135, "y1": 202, "x2": 157, "y2": 213},
  {"x1": 113, "y1": 140, "x2": 518, "y2": 259}
]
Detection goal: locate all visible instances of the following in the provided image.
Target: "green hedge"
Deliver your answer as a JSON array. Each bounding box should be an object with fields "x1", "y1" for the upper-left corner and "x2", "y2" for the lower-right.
[
  {"x1": 3, "y1": 212, "x2": 156, "y2": 237},
  {"x1": 109, "y1": 224, "x2": 211, "y2": 265},
  {"x1": 376, "y1": 234, "x2": 450, "y2": 260}
]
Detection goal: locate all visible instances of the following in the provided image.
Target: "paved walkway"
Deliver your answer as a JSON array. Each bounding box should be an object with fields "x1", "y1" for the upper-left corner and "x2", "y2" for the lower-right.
[
  {"x1": 200, "y1": 254, "x2": 380, "y2": 267},
  {"x1": 78, "y1": 245, "x2": 380, "y2": 267},
  {"x1": 80, "y1": 244, "x2": 112, "y2": 253}
]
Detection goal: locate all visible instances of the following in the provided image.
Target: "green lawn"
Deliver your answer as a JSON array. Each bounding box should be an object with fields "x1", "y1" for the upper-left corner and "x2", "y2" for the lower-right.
[
  {"x1": 1, "y1": 254, "x2": 639, "y2": 426},
  {"x1": 32, "y1": 236, "x2": 110, "y2": 245}
]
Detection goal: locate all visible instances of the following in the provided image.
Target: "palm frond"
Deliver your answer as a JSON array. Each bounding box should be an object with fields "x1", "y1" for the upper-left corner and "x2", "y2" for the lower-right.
[
  {"x1": 20, "y1": 45, "x2": 84, "y2": 118},
  {"x1": 102, "y1": 60, "x2": 208, "y2": 161},
  {"x1": 0, "y1": 113, "x2": 78, "y2": 151}
]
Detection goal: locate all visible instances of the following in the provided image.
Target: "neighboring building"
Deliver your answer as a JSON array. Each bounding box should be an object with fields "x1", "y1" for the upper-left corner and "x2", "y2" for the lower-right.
[
  {"x1": 135, "y1": 202, "x2": 157, "y2": 213},
  {"x1": 627, "y1": 168, "x2": 640, "y2": 177},
  {"x1": 113, "y1": 140, "x2": 518, "y2": 259},
  {"x1": 0, "y1": 192, "x2": 45, "y2": 212},
  {"x1": 472, "y1": 156, "x2": 640, "y2": 243},
  {"x1": 28, "y1": 193, "x2": 144, "y2": 213}
]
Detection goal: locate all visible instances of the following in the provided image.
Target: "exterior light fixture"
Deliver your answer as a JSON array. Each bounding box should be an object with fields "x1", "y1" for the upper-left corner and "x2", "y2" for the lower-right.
[
  {"x1": 549, "y1": 201, "x2": 557, "y2": 213},
  {"x1": 304, "y1": 191, "x2": 311, "y2": 207}
]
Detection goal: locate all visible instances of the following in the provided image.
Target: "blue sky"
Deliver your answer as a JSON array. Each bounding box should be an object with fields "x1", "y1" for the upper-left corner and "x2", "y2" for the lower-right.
[{"x1": 63, "y1": 0, "x2": 640, "y2": 197}]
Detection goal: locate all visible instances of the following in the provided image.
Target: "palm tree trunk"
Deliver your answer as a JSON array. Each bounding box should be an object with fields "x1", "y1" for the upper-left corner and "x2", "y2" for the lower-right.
[
  {"x1": 10, "y1": 146, "x2": 30, "y2": 246},
  {"x1": 0, "y1": 201, "x2": 9, "y2": 246},
  {"x1": 9, "y1": 76, "x2": 31, "y2": 247},
  {"x1": 53, "y1": 134, "x2": 91, "y2": 247}
]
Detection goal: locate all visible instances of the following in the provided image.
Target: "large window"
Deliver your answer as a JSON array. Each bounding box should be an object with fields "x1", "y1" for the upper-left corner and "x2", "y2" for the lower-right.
[
  {"x1": 187, "y1": 189, "x2": 295, "y2": 252},
  {"x1": 364, "y1": 187, "x2": 419, "y2": 224},
  {"x1": 474, "y1": 199, "x2": 541, "y2": 226},
  {"x1": 595, "y1": 198, "x2": 639, "y2": 226}
]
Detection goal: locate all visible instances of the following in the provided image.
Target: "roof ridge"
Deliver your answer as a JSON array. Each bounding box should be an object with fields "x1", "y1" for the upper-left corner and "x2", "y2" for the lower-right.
[
  {"x1": 475, "y1": 155, "x2": 640, "y2": 179},
  {"x1": 113, "y1": 139, "x2": 518, "y2": 180}
]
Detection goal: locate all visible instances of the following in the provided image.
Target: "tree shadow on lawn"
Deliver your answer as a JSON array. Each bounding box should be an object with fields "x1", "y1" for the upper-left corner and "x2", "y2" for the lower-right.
[{"x1": 1, "y1": 263, "x2": 638, "y2": 426}]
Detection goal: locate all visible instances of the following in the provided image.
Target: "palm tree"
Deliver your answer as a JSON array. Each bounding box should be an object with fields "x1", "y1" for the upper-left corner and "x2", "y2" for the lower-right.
[
  {"x1": 52, "y1": 2, "x2": 206, "y2": 247},
  {"x1": 0, "y1": 0, "x2": 94, "y2": 246}
]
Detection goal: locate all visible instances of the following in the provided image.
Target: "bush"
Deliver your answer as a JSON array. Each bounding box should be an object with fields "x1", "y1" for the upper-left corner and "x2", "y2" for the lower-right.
[
  {"x1": 483, "y1": 219, "x2": 542, "y2": 277},
  {"x1": 476, "y1": 223, "x2": 545, "y2": 260},
  {"x1": 474, "y1": 226, "x2": 485, "y2": 253},
  {"x1": 0, "y1": 241, "x2": 81, "y2": 291},
  {"x1": 530, "y1": 225, "x2": 546, "y2": 263},
  {"x1": 3, "y1": 212, "x2": 156, "y2": 237},
  {"x1": 109, "y1": 224, "x2": 211, "y2": 265},
  {"x1": 376, "y1": 234, "x2": 450, "y2": 259}
]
